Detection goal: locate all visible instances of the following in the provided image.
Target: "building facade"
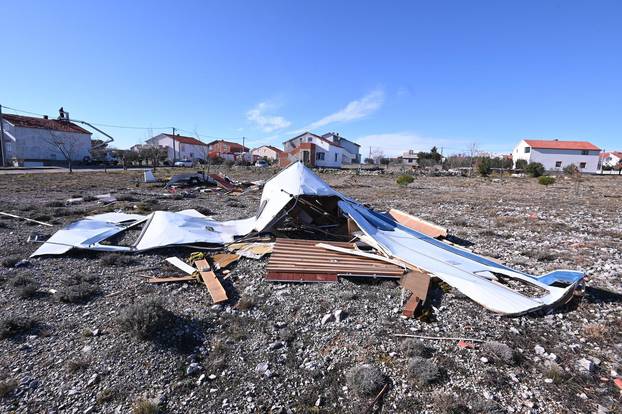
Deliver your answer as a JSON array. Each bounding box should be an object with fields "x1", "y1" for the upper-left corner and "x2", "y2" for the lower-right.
[
  {"x1": 145, "y1": 133, "x2": 210, "y2": 162},
  {"x1": 205, "y1": 140, "x2": 248, "y2": 160},
  {"x1": 512, "y1": 139, "x2": 601, "y2": 173},
  {"x1": 401, "y1": 150, "x2": 418, "y2": 166},
  {"x1": 321, "y1": 132, "x2": 361, "y2": 164},
  {"x1": 600, "y1": 151, "x2": 622, "y2": 168},
  {"x1": 281, "y1": 132, "x2": 345, "y2": 168},
  {"x1": 251, "y1": 145, "x2": 283, "y2": 161},
  {"x1": 1, "y1": 113, "x2": 92, "y2": 165}
]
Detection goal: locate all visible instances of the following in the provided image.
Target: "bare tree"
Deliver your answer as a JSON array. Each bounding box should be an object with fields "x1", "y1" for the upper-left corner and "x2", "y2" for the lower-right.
[
  {"x1": 42, "y1": 130, "x2": 85, "y2": 173},
  {"x1": 467, "y1": 142, "x2": 481, "y2": 177}
]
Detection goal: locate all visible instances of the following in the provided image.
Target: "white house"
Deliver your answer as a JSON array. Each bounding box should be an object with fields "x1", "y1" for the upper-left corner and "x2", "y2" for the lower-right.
[
  {"x1": 401, "y1": 150, "x2": 418, "y2": 166},
  {"x1": 281, "y1": 132, "x2": 345, "y2": 168},
  {"x1": 1, "y1": 113, "x2": 92, "y2": 165},
  {"x1": 251, "y1": 145, "x2": 283, "y2": 161},
  {"x1": 600, "y1": 151, "x2": 622, "y2": 168},
  {"x1": 321, "y1": 132, "x2": 361, "y2": 164},
  {"x1": 145, "y1": 133, "x2": 209, "y2": 162},
  {"x1": 512, "y1": 139, "x2": 601, "y2": 173}
]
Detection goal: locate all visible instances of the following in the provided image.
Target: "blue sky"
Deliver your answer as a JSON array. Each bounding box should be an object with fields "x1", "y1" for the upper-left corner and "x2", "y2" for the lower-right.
[{"x1": 2, "y1": 0, "x2": 621, "y2": 155}]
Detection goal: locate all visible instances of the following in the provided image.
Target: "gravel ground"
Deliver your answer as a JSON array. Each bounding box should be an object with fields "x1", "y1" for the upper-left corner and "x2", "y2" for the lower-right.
[{"x1": 0, "y1": 167, "x2": 620, "y2": 413}]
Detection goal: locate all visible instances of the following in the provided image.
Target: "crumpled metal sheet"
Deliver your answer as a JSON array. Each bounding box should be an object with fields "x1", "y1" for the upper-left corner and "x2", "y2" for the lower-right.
[{"x1": 338, "y1": 200, "x2": 583, "y2": 315}]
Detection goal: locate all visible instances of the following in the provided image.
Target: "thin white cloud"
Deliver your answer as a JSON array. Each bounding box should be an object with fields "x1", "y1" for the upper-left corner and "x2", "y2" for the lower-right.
[
  {"x1": 355, "y1": 132, "x2": 470, "y2": 157},
  {"x1": 306, "y1": 89, "x2": 384, "y2": 129},
  {"x1": 246, "y1": 102, "x2": 291, "y2": 133}
]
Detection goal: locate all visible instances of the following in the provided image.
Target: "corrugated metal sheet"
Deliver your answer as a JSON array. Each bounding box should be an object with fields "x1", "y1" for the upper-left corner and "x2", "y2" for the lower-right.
[{"x1": 266, "y1": 238, "x2": 405, "y2": 282}]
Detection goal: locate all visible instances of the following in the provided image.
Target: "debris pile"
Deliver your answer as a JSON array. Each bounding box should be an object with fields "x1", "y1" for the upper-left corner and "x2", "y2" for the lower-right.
[{"x1": 31, "y1": 162, "x2": 585, "y2": 316}]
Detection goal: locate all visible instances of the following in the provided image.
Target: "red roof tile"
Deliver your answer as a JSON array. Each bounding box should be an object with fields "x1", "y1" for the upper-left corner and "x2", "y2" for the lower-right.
[
  {"x1": 3, "y1": 114, "x2": 91, "y2": 134},
  {"x1": 524, "y1": 139, "x2": 600, "y2": 151},
  {"x1": 163, "y1": 134, "x2": 208, "y2": 146}
]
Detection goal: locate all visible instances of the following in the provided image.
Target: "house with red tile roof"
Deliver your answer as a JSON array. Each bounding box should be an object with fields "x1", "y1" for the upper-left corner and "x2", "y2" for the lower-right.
[
  {"x1": 512, "y1": 139, "x2": 602, "y2": 173},
  {"x1": 204, "y1": 139, "x2": 249, "y2": 160},
  {"x1": 280, "y1": 132, "x2": 358, "y2": 168},
  {"x1": 146, "y1": 133, "x2": 210, "y2": 162},
  {"x1": 1, "y1": 113, "x2": 92, "y2": 165},
  {"x1": 600, "y1": 151, "x2": 622, "y2": 168},
  {"x1": 251, "y1": 145, "x2": 283, "y2": 161}
]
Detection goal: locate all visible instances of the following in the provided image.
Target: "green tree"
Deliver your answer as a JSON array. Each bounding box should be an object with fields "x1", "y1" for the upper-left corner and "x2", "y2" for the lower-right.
[{"x1": 476, "y1": 157, "x2": 492, "y2": 176}]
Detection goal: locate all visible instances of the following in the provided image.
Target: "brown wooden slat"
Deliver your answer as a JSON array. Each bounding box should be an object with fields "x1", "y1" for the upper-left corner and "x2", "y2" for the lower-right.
[
  {"x1": 266, "y1": 271, "x2": 338, "y2": 282},
  {"x1": 148, "y1": 276, "x2": 196, "y2": 284},
  {"x1": 194, "y1": 259, "x2": 228, "y2": 303}
]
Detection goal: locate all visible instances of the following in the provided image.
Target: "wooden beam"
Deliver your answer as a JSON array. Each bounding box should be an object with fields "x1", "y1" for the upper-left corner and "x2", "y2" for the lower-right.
[
  {"x1": 194, "y1": 259, "x2": 228, "y2": 303},
  {"x1": 388, "y1": 209, "x2": 448, "y2": 238},
  {"x1": 148, "y1": 275, "x2": 196, "y2": 284}
]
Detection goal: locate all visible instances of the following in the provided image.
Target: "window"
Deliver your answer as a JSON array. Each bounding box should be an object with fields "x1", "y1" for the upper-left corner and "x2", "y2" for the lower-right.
[
  {"x1": 555, "y1": 161, "x2": 562, "y2": 168},
  {"x1": 581, "y1": 150, "x2": 589, "y2": 155},
  {"x1": 579, "y1": 162, "x2": 586, "y2": 168},
  {"x1": 524, "y1": 147, "x2": 531, "y2": 153},
  {"x1": 316, "y1": 152, "x2": 325, "y2": 161},
  {"x1": 334, "y1": 153, "x2": 338, "y2": 162},
  {"x1": 408, "y1": 158, "x2": 413, "y2": 163},
  {"x1": 307, "y1": 137, "x2": 313, "y2": 143}
]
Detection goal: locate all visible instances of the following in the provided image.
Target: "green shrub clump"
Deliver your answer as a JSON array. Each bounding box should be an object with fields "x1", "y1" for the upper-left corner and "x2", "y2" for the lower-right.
[
  {"x1": 538, "y1": 176, "x2": 555, "y2": 186},
  {"x1": 396, "y1": 175, "x2": 415, "y2": 186}
]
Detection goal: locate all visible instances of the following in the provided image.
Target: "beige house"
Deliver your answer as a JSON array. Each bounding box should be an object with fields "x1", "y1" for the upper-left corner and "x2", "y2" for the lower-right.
[{"x1": 251, "y1": 145, "x2": 283, "y2": 161}]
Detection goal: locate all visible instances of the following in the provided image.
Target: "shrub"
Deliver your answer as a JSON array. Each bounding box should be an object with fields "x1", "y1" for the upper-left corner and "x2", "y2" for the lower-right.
[
  {"x1": 1, "y1": 255, "x2": 21, "y2": 268},
  {"x1": 65, "y1": 358, "x2": 90, "y2": 373},
  {"x1": 563, "y1": 163, "x2": 580, "y2": 176},
  {"x1": 100, "y1": 253, "x2": 137, "y2": 267},
  {"x1": 432, "y1": 391, "x2": 470, "y2": 414},
  {"x1": 9, "y1": 275, "x2": 39, "y2": 298},
  {"x1": 396, "y1": 175, "x2": 414, "y2": 186},
  {"x1": 401, "y1": 339, "x2": 431, "y2": 358},
  {"x1": 236, "y1": 295, "x2": 255, "y2": 311},
  {"x1": 132, "y1": 399, "x2": 159, "y2": 414},
  {"x1": 481, "y1": 341, "x2": 515, "y2": 365},
  {"x1": 346, "y1": 364, "x2": 385, "y2": 397},
  {"x1": 538, "y1": 176, "x2": 555, "y2": 186},
  {"x1": 476, "y1": 157, "x2": 492, "y2": 176},
  {"x1": 525, "y1": 162, "x2": 545, "y2": 177},
  {"x1": 0, "y1": 379, "x2": 18, "y2": 398},
  {"x1": 45, "y1": 200, "x2": 64, "y2": 208},
  {"x1": 543, "y1": 361, "x2": 566, "y2": 383},
  {"x1": 515, "y1": 159, "x2": 528, "y2": 170},
  {"x1": 116, "y1": 194, "x2": 139, "y2": 202},
  {"x1": 118, "y1": 297, "x2": 175, "y2": 340},
  {"x1": 407, "y1": 357, "x2": 440, "y2": 385},
  {"x1": 224, "y1": 160, "x2": 235, "y2": 169},
  {"x1": 56, "y1": 275, "x2": 100, "y2": 304},
  {"x1": 0, "y1": 316, "x2": 36, "y2": 339}
]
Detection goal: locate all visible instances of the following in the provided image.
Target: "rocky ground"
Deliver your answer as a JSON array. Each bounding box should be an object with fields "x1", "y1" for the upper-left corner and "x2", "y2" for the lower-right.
[{"x1": 0, "y1": 166, "x2": 620, "y2": 414}]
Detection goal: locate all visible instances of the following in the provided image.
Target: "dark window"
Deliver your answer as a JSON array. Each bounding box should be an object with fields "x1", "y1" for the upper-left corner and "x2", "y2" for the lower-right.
[
  {"x1": 555, "y1": 161, "x2": 562, "y2": 168},
  {"x1": 316, "y1": 152, "x2": 325, "y2": 161},
  {"x1": 334, "y1": 153, "x2": 338, "y2": 162},
  {"x1": 524, "y1": 147, "x2": 531, "y2": 153},
  {"x1": 579, "y1": 162, "x2": 586, "y2": 168},
  {"x1": 307, "y1": 137, "x2": 313, "y2": 143},
  {"x1": 581, "y1": 150, "x2": 589, "y2": 155}
]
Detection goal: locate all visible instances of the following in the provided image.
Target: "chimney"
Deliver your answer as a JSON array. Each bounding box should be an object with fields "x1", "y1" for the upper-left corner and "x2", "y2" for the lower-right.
[{"x1": 43, "y1": 115, "x2": 48, "y2": 119}]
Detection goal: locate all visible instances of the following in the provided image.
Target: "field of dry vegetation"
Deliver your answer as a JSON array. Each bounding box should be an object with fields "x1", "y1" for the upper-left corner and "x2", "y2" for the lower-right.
[{"x1": 0, "y1": 166, "x2": 621, "y2": 413}]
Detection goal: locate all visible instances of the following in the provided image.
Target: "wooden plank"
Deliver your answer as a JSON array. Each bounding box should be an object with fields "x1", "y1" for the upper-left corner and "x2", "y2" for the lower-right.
[
  {"x1": 148, "y1": 276, "x2": 196, "y2": 284},
  {"x1": 315, "y1": 243, "x2": 407, "y2": 268},
  {"x1": 401, "y1": 272, "x2": 431, "y2": 317},
  {"x1": 0, "y1": 211, "x2": 53, "y2": 227},
  {"x1": 266, "y1": 271, "x2": 338, "y2": 283},
  {"x1": 388, "y1": 209, "x2": 448, "y2": 239},
  {"x1": 165, "y1": 257, "x2": 197, "y2": 275},
  {"x1": 211, "y1": 253, "x2": 240, "y2": 270},
  {"x1": 194, "y1": 259, "x2": 228, "y2": 303}
]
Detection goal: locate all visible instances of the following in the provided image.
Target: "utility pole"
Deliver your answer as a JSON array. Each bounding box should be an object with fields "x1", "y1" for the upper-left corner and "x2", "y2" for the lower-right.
[
  {"x1": 242, "y1": 136, "x2": 246, "y2": 162},
  {"x1": 172, "y1": 127, "x2": 176, "y2": 163},
  {"x1": 0, "y1": 105, "x2": 5, "y2": 167}
]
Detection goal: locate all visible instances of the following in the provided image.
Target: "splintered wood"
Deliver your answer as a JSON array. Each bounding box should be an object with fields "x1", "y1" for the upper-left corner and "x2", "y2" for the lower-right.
[{"x1": 194, "y1": 259, "x2": 228, "y2": 303}]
